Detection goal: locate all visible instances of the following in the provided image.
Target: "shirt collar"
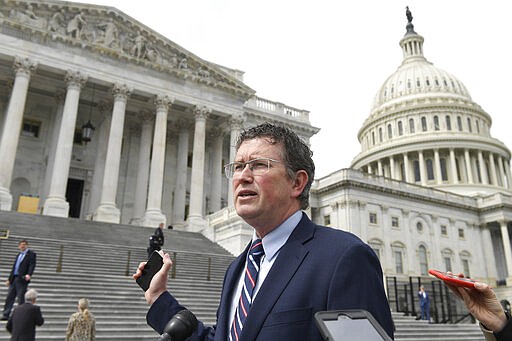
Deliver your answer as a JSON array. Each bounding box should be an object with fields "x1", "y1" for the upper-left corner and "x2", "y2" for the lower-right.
[{"x1": 252, "y1": 210, "x2": 302, "y2": 262}]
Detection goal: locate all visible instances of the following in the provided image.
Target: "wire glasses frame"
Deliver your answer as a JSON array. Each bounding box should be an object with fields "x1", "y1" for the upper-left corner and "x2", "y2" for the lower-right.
[{"x1": 224, "y1": 157, "x2": 282, "y2": 179}]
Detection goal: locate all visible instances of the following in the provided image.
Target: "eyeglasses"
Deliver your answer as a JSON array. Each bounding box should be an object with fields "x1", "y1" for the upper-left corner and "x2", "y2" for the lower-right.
[{"x1": 224, "y1": 157, "x2": 282, "y2": 178}]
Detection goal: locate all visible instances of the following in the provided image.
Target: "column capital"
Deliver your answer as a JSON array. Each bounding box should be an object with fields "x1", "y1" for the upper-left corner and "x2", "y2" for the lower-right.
[
  {"x1": 65, "y1": 70, "x2": 87, "y2": 89},
  {"x1": 154, "y1": 94, "x2": 173, "y2": 112},
  {"x1": 229, "y1": 114, "x2": 245, "y2": 128},
  {"x1": 193, "y1": 105, "x2": 211, "y2": 120},
  {"x1": 13, "y1": 56, "x2": 38, "y2": 75},
  {"x1": 112, "y1": 83, "x2": 132, "y2": 101}
]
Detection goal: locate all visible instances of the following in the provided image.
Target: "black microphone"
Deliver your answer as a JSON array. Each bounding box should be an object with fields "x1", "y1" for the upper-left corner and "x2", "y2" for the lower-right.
[{"x1": 158, "y1": 309, "x2": 198, "y2": 341}]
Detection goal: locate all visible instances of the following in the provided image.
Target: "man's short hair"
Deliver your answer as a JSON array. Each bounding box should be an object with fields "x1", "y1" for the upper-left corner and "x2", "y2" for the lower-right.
[{"x1": 25, "y1": 289, "x2": 38, "y2": 302}]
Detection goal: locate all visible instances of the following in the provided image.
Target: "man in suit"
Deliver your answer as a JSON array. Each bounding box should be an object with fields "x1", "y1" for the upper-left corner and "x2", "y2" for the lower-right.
[
  {"x1": 134, "y1": 123, "x2": 394, "y2": 340},
  {"x1": 2, "y1": 239, "x2": 37, "y2": 320},
  {"x1": 6, "y1": 289, "x2": 44, "y2": 341},
  {"x1": 418, "y1": 285, "x2": 430, "y2": 322}
]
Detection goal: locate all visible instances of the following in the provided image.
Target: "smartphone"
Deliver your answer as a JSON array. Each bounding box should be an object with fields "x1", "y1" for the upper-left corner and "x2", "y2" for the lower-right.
[
  {"x1": 136, "y1": 250, "x2": 164, "y2": 291},
  {"x1": 428, "y1": 269, "x2": 476, "y2": 288}
]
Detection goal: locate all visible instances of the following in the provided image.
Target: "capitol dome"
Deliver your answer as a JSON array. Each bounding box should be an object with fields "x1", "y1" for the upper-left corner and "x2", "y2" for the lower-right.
[{"x1": 351, "y1": 10, "x2": 512, "y2": 197}]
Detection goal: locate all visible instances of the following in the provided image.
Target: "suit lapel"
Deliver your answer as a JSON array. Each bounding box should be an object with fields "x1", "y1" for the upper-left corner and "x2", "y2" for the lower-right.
[
  {"x1": 241, "y1": 214, "x2": 315, "y2": 339},
  {"x1": 215, "y1": 244, "x2": 250, "y2": 341}
]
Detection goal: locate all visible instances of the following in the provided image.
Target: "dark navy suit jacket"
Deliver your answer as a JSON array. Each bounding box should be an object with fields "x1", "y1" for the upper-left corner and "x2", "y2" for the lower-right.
[
  {"x1": 147, "y1": 213, "x2": 394, "y2": 340},
  {"x1": 8, "y1": 249, "x2": 36, "y2": 283}
]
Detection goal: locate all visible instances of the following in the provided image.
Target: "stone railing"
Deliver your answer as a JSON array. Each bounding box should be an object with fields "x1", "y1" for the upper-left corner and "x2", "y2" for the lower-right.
[{"x1": 245, "y1": 95, "x2": 310, "y2": 122}]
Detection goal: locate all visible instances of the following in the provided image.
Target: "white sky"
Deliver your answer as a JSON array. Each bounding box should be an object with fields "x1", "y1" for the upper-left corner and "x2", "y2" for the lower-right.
[{"x1": 71, "y1": 0, "x2": 512, "y2": 178}]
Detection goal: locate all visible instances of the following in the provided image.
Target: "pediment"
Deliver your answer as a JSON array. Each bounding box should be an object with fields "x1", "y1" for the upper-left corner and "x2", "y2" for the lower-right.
[{"x1": 0, "y1": 0, "x2": 255, "y2": 98}]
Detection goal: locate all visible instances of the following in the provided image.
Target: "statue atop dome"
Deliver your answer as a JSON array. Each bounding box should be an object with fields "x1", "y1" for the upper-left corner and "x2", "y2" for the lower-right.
[{"x1": 405, "y1": 6, "x2": 416, "y2": 34}]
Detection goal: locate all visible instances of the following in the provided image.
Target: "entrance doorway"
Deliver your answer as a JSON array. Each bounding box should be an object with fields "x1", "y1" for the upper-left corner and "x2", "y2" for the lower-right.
[{"x1": 66, "y1": 178, "x2": 84, "y2": 218}]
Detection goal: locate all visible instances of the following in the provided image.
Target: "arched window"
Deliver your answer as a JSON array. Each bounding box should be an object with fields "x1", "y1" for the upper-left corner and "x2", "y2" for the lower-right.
[
  {"x1": 372, "y1": 131, "x2": 375, "y2": 145},
  {"x1": 398, "y1": 121, "x2": 403, "y2": 136},
  {"x1": 387, "y1": 124, "x2": 392, "y2": 139},
  {"x1": 421, "y1": 116, "x2": 427, "y2": 131},
  {"x1": 440, "y1": 158, "x2": 448, "y2": 181},
  {"x1": 426, "y1": 159, "x2": 434, "y2": 180},
  {"x1": 379, "y1": 127, "x2": 383, "y2": 142},
  {"x1": 419, "y1": 245, "x2": 428, "y2": 275},
  {"x1": 476, "y1": 120, "x2": 480, "y2": 133},
  {"x1": 434, "y1": 116, "x2": 440, "y2": 130},
  {"x1": 457, "y1": 116, "x2": 463, "y2": 131},
  {"x1": 409, "y1": 118, "x2": 415, "y2": 133},
  {"x1": 467, "y1": 117, "x2": 472, "y2": 132},
  {"x1": 413, "y1": 160, "x2": 420, "y2": 182},
  {"x1": 445, "y1": 115, "x2": 451, "y2": 130}
]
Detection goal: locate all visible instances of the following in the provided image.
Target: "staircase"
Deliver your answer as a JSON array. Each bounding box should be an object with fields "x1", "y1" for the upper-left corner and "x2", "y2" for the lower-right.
[
  {"x1": 393, "y1": 312, "x2": 485, "y2": 340},
  {"x1": 0, "y1": 211, "x2": 234, "y2": 340}
]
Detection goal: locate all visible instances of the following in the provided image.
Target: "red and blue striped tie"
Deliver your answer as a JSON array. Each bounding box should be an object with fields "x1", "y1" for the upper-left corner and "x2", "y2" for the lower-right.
[{"x1": 229, "y1": 239, "x2": 264, "y2": 341}]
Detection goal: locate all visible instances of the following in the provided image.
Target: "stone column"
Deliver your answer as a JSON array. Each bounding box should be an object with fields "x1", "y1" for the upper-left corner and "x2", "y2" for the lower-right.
[
  {"x1": 498, "y1": 156, "x2": 506, "y2": 188},
  {"x1": 142, "y1": 95, "x2": 172, "y2": 227},
  {"x1": 0, "y1": 57, "x2": 37, "y2": 210},
  {"x1": 377, "y1": 160, "x2": 383, "y2": 176},
  {"x1": 228, "y1": 115, "x2": 244, "y2": 206},
  {"x1": 367, "y1": 164, "x2": 373, "y2": 175},
  {"x1": 172, "y1": 120, "x2": 191, "y2": 224},
  {"x1": 87, "y1": 102, "x2": 111, "y2": 219},
  {"x1": 489, "y1": 153, "x2": 498, "y2": 186},
  {"x1": 449, "y1": 148, "x2": 458, "y2": 184},
  {"x1": 505, "y1": 160, "x2": 512, "y2": 190},
  {"x1": 389, "y1": 156, "x2": 395, "y2": 179},
  {"x1": 94, "y1": 83, "x2": 132, "y2": 223},
  {"x1": 499, "y1": 220, "x2": 512, "y2": 282},
  {"x1": 403, "y1": 153, "x2": 409, "y2": 182},
  {"x1": 478, "y1": 150, "x2": 488, "y2": 184},
  {"x1": 434, "y1": 149, "x2": 442, "y2": 184},
  {"x1": 43, "y1": 70, "x2": 87, "y2": 217},
  {"x1": 210, "y1": 128, "x2": 225, "y2": 213},
  {"x1": 188, "y1": 105, "x2": 211, "y2": 227},
  {"x1": 464, "y1": 149, "x2": 474, "y2": 184},
  {"x1": 132, "y1": 110, "x2": 153, "y2": 223},
  {"x1": 418, "y1": 151, "x2": 426, "y2": 186}
]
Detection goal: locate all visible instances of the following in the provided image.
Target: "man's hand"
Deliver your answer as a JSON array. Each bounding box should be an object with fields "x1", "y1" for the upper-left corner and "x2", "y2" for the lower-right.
[
  {"x1": 133, "y1": 251, "x2": 172, "y2": 305},
  {"x1": 446, "y1": 272, "x2": 507, "y2": 332}
]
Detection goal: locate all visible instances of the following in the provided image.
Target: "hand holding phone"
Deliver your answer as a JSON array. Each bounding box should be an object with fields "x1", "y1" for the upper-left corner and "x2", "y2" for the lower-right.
[
  {"x1": 428, "y1": 269, "x2": 476, "y2": 288},
  {"x1": 136, "y1": 251, "x2": 164, "y2": 291}
]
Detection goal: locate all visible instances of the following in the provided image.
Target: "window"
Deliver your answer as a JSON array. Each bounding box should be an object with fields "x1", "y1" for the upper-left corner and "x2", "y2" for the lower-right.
[
  {"x1": 413, "y1": 160, "x2": 420, "y2": 182},
  {"x1": 440, "y1": 158, "x2": 448, "y2": 181},
  {"x1": 445, "y1": 116, "x2": 452, "y2": 130},
  {"x1": 462, "y1": 259, "x2": 471, "y2": 278},
  {"x1": 368, "y1": 240, "x2": 383, "y2": 261},
  {"x1": 444, "y1": 257, "x2": 452, "y2": 272},
  {"x1": 398, "y1": 121, "x2": 403, "y2": 136},
  {"x1": 417, "y1": 222, "x2": 424, "y2": 232},
  {"x1": 457, "y1": 116, "x2": 463, "y2": 131},
  {"x1": 387, "y1": 124, "x2": 392, "y2": 139},
  {"x1": 394, "y1": 250, "x2": 403, "y2": 274},
  {"x1": 372, "y1": 131, "x2": 375, "y2": 145},
  {"x1": 409, "y1": 118, "x2": 415, "y2": 133},
  {"x1": 391, "y1": 216, "x2": 400, "y2": 228},
  {"x1": 467, "y1": 117, "x2": 472, "y2": 132},
  {"x1": 421, "y1": 117, "x2": 427, "y2": 131},
  {"x1": 324, "y1": 215, "x2": 331, "y2": 226},
  {"x1": 22, "y1": 119, "x2": 41, "y2": 138},
  {"x1": 476, "y1": 120, "x2": 480, "y2": 133},
  {"x1": 458, "y1": 227, "x2": 465, "y2": 239},
  {"x1": 369, "y1": 212, "x2": 378, "y2": 225},
  {"x1": 426, "y1": 159, "x2": 434, "y2": 180},
  {"x1": 440, "y1": 225, "x2": 447, "y2": 236},
  {"x1": 434, "y1": 116, "x2": 440, "y2": 130},
  {"x1": 379, "y1": 128, "x2": 383, "y2": 142},
  {"x1": 419, "y1": 245, "x2": 428, "y2": 275}
]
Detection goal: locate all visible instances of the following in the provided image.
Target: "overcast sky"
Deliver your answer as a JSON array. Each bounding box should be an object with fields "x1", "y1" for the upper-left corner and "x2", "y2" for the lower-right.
[{"x1": 72, "y1": 0, "x2": 512, "y2": 178}]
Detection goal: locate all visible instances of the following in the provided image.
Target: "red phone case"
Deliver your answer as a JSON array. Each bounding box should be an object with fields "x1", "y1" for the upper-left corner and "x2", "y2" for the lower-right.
[{"x1": 428, "y1": 269, "x2": 476, "y2": 288}]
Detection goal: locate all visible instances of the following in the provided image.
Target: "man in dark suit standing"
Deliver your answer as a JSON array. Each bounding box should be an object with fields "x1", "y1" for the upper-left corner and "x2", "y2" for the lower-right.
[
  {"x1": 6, "y1": 289, "x2": 44, "y2": 341},
  {"x1": 418, "y1": 285, "x2": 430, "y2": 322},
  {"x1": 2, "y1": 239, "x2": 37, "y2": 320},
  {"x1": 134, "y1": 123, "x2": 394, "y2": 340}
]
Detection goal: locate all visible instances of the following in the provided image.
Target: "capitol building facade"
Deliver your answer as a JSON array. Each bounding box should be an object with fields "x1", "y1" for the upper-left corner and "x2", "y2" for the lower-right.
[{"x1": 1, "y1": 1, "x2": 512, "y2": 292}]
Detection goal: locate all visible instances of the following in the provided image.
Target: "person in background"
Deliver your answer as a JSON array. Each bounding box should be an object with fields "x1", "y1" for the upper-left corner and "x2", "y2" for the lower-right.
[
  {"x1": 65, "y1": 298, "x2": 96, "y2": 341},
  {"x1": 445, "y1": 273, "x2": 512, "y2": 341},
  {"x1": 418, "y1": 285, "x2": 430, "y2": 322},
  {"x1": 134, "y1": 122, "x2": 394, "y2": 340},
  {"x1": 6, "y1": 289, "x2": 44, "y2": 341},
  {"x1": 147, "y1": 223, "x2": 165, "y2": 258},
  {"x1": 2, "y1": 239, "x2": 37, "y2": 320}
]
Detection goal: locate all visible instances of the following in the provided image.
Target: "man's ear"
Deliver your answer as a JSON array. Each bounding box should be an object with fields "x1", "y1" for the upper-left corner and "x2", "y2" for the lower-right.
[{"x1": 291, "y1": 170, "x2": 308, "y2": 198}]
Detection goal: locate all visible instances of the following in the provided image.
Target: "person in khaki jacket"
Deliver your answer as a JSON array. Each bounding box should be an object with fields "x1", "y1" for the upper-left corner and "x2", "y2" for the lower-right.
[{"x1": 445, "y1": 273, "x2": 511, "y2": 341}]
